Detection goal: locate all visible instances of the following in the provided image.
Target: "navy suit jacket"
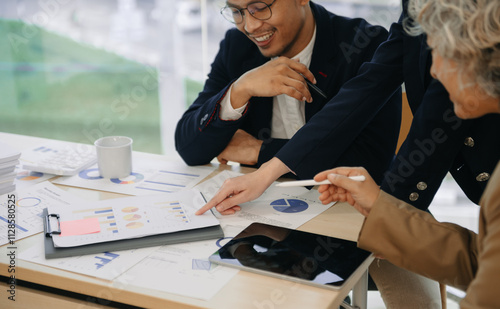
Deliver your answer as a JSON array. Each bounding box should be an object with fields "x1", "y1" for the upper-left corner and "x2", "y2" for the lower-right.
[
  {"x1": 175, "y1": 2, "x2": 401, "y2": 184},
  {"x1": 310, "y1": 0, "x2": 500, "y2": 210},
  {"x1": 379, "y1": 2, "x2": 500, "y2": 209}
]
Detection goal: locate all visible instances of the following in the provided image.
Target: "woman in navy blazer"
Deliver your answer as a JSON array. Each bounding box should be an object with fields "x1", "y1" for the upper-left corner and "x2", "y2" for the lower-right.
[
  {"x1": 378, "y1": 1, "x2": 500, "y2": 211},
  {"x1": 308, "y1": 0, "x2": 499, "y2": 307},
  {"x1": 315, "y1": 1, "x2": 500, "y2": 307}
]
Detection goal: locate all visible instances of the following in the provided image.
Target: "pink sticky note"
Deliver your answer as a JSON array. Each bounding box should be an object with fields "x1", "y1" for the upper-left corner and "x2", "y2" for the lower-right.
[{"x1": 60, "y1": 218, "x2": 101, "y2": 237}]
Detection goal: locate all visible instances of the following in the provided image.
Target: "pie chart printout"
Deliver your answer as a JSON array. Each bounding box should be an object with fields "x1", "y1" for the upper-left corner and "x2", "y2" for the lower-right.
[
  {"x1": 17, "y1": 197, "x2": 42, "y2": 207},
  {"x1": 270, "y1": 199, "x2": 308, "y2": 213},
  {"x1": 16, "y1": 171, "x2": 44, "y2": 181},
  {"x1": 122, "y1": 207, "x2": 139, "y2": 213},
  {"x1": 126, "y1": 222, "x2": 144, "y2": 229},
  {"x1": 123, "y1": 214, "x2": 142, "y2": 221}
]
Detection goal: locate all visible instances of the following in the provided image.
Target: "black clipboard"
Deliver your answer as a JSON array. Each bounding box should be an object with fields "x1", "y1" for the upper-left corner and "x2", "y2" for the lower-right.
[{"x1": 42, "y1": 208, "x2": 224, "y2": 259}]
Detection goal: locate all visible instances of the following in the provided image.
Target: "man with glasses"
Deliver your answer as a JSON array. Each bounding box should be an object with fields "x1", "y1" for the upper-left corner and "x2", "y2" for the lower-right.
[
  {"x1": 177, "y1": 0, "x2": 476, "y2": 308},
  {"x1": 176, "y1": 1, "x2": 401, "y2": 304},
  {"x1": 176, "y1": 0, "x2": 400, "y2": 189}
]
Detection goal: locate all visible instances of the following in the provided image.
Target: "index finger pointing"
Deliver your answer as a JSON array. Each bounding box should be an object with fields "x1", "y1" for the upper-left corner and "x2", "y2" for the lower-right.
[
  {"x1": 195, "y1": 190, "x2": 228, "y2": 215},
  {"x1": 195, "y1": 201, "x2": 216, "y2": 215}
]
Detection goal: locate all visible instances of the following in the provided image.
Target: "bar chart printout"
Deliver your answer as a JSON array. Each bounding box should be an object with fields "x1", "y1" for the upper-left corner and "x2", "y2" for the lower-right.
[
  {"x1": 73, "y1": 206, "x2": 119, "y2": 235},
  {"x1": 48, "y1": 189, "x2": 220, "y2": 248},
  {"x1": 156, "y1": 200, "x2": 190, "y2": 224}
]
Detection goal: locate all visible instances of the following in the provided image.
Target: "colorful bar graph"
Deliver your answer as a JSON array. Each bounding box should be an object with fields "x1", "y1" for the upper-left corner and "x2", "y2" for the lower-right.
[
  {"x1": 73, "y1": 207, "x2": 117, "y2": 233},
  {"x1": 156, "y1": 202, "x2": 190, "y2": 223},
  {"x1": 107, "y1": 227, "x2": 118, "y2": 233}
]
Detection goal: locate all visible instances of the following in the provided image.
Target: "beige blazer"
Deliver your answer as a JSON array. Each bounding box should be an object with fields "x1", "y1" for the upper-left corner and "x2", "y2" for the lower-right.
[{"x1": 358, "y1": 162, "x2": 500, "y2": 309}]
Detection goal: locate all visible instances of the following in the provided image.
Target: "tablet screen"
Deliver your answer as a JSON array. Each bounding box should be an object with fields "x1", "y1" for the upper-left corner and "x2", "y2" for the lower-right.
[{"x1": 209, "y1": 223, "x2": 371, "y2": 289}]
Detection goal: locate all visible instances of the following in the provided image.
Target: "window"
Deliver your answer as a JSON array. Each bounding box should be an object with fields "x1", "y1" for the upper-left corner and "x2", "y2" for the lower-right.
[{"x1": 0, "y1": 0, "x2": 401, "y2": 157}]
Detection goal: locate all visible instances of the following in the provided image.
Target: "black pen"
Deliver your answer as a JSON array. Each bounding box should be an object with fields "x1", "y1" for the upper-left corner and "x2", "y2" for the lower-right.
[{"x1": 301, "y1": 74, "x2": 328, "y2": 99}]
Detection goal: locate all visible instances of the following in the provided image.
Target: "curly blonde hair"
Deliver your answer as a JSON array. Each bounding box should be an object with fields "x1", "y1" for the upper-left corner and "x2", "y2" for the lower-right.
[{"x1": 406, "y1": 0, "x2": 500, "y2": 98}]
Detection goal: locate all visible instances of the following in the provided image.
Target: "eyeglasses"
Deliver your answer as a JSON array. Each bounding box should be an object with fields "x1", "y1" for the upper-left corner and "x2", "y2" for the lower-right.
[{"x1": 220, "y1": 0, "x2": 277, "y2": 24}]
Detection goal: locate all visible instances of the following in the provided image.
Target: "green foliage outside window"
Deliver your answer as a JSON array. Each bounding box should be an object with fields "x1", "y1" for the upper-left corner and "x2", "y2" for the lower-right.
[{"x1": 0, "y1": 19, "x2": 162, "y2": 154}]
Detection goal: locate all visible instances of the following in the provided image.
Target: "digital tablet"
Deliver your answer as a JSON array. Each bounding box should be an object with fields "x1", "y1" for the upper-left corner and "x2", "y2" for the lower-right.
[{"x1": 209, "y1": 222, "x2": 371, "y2": 290}]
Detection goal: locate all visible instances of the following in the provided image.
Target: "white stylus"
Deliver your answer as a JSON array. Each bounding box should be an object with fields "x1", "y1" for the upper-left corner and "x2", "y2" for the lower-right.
[{"x1": 275, "y1": 175, "x2": 366, "y2": 187}]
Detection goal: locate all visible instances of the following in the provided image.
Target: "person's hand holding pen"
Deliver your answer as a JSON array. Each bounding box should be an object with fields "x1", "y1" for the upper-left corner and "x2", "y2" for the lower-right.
[
  {"x1": 229, "y1": 57, "x2": 318, "y2": 110},
  {"x1": 314, "y1": 167, "x2": 380, "y2": 217}
]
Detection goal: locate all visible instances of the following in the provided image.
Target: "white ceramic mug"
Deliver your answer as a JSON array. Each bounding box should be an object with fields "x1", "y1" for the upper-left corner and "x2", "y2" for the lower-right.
[{"x1": 94, "y1": 136, "x2": 133, "y2": 178}]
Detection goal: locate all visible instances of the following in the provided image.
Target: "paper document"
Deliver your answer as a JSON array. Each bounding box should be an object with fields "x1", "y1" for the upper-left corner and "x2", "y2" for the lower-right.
[
  {"x1": 116, "y1": 239, "x2": 238, "y2": 300},
  {"x1": 48, "y1": 189, "x2": 220, "y2": 248},
  {"x1": 53, "y1": 159, "x2": 215, "y2": 196},
  {"x1": 195, "y1": 171, "x2": 333, "y2": 230},
  {"x1": 20, "y1": 234, "x2": 158, "y2": 280},
  {"x1": 0, "y1": 181, "x2": 86, "y2": 245},
  {"x1": 14, "y1": 165, "x2": 55, "y2": 190}
]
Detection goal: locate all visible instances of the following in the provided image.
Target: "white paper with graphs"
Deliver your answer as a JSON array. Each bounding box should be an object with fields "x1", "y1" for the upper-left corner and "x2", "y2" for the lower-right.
[{"x1": 47, "y1": 189, "x2": 219, "y2": 248}]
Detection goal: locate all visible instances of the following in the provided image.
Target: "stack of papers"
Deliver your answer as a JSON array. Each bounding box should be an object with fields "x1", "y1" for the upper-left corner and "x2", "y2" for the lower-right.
[{"x1": 0, "y1": 141, "x2": 21, "y2": 195}]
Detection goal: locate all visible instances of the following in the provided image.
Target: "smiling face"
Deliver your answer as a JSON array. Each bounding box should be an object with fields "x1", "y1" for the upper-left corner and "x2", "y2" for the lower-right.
[
  {"x1": 429, "y1": 49, "x2": 500, "y2": 119},
  {"x1": 227, "y1": 0, "x2": 314, "y2": 58}
]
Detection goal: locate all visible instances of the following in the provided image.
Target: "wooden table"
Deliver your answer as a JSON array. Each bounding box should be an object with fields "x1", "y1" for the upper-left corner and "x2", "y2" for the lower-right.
[{"x1": 0, "y1": 132, "x2": 372, "y2": 309}]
